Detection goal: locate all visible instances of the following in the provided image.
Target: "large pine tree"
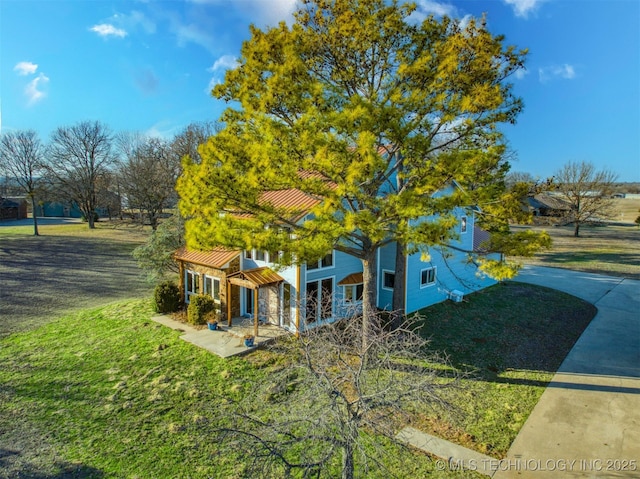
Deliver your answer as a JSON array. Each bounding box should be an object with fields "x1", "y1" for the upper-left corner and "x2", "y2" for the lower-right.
[{"x1": 177, "y1": 0, "x2": 546, "y2": 335}]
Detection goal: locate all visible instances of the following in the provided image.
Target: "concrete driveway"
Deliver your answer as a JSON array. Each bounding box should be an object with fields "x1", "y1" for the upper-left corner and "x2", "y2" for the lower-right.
[{"x1": 494, "y1": 266, "x2": 639, "y2": 478}]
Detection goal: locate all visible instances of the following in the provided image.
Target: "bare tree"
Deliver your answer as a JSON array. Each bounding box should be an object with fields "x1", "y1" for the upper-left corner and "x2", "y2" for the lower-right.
[
  {"x1": 171, "y1": 121, "x2": 220, "y2": 166},
  {"x1": 554, "y1": 161, "x2": 618, "y2": 237},
  {"x1": 0, "y1": 130, "x2": 45, "y2": 235},
  {"x1": 46, "y1": 121, "x2": 115, "y2": 228},
  {"x1": 214, "y1": 311, "x2": 457, "y2": 479},
  {"x1": 117, "y1": 135, "x2": 179, "y2": 230}
]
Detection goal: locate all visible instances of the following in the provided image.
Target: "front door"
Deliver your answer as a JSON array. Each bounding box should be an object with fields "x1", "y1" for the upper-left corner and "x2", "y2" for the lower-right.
[{"x1": 245, "y1": 287, "x2": 254, "y2": 316}]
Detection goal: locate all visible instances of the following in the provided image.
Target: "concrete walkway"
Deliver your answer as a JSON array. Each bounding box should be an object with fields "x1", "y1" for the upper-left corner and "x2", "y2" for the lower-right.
[
  {"x1": 492, "y1": 266, "x2": 640, "y2": 478},
  {"x1": 151, "y1": 314, "x2": 289, "y2": 358}
]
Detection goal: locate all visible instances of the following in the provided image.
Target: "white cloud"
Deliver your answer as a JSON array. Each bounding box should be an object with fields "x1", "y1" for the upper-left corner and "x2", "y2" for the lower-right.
[
  {"x1": 538, "y1": 64, "x2": 576, "y2": 83},
  {"x1": 25, "y1": 73, "x2": 49, "y2": 106},
  {"x1": 503, "y1": 0, "x2": 544, "y2": 18},
  {"x1": 14, "y1": 61, "x2": 38, "y2": 76},
  {"x1": 209, "y1": 55, "x2": 238, "y2": 72},
  {"x1": 90, "y1": 23, "x2": 127, "y2": 38},
  {"x1": 206, "y1": 55, "x2": 238, "y2": 95},
  {"x1": 189, "y1": 0, "x2": 297, "y2": 26},
  {"x1": 515, "y1": 68, "x2": 529, "y2": 80},
  {"x1": 408, "y1": 0, "x2": 458, "y2": 23}
]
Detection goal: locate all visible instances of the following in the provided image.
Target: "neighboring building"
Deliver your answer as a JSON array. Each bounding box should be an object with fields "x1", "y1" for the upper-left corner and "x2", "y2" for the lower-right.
[
  {"x1": 175, "y1": 183, "x2": 498, "y2": 334},
  {"x1": 527, "y1": 193, "x2": 572, "y2": 217},
  {"x1": 0, "y1": 197, "x2": 28, "y2": 220},
  {"x1": 34, "y1": 201, "x2": 109, "y2": 219}
]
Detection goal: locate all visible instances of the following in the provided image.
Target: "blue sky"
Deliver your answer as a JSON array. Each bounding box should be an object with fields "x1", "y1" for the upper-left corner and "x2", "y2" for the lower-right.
[{"x1": 1, "y1": 0, "x2": 638, "y2": 181}]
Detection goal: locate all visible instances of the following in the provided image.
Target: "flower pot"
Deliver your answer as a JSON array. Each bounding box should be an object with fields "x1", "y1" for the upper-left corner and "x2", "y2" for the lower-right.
[
  {"x1": 244, "y1": 337, "x2": 254, "y2": 347},
  {"x1": 207, "y1": 322, "x2": 218, "y2": 331}
]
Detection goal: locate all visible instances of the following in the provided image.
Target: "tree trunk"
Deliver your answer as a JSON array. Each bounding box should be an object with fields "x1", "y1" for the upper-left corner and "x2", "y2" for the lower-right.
[
  {"x1": 391, "y1": 242, "x2": 406, "y2": 329},
  {"x1": 574, "y1": 222, "x2": 580, "y2": 237},
  {"x1": 341, "y1": 440, "x2": 354, "y2": 479},
  {"x1": 30, "y1": 195, "x2": 39, "y2": 236},
  {"x1": 361, "y1": 247, "x2": 378, "y2": 356}
]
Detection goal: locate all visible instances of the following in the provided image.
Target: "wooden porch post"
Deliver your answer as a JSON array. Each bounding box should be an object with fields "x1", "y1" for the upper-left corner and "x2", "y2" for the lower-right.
[
  {"x1": 253, "y1": 286, "x2": 259, "y2": 338},
  {"x1": 226, "y1": 280, "x2": 232, "y2": 327}
]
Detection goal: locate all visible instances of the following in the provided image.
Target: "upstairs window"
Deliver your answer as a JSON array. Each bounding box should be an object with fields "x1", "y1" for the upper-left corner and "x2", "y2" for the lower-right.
[
  {"x1": 255, "y1": 250, "x2": 266, "y2": 261},
  {"x1": 382, "y1": 271, "x2": 395, "y2": 290},
  {"x1": 460, "y1": 216, "x2": 468, "y2": 234},
  {"x1": 307, "y1": 252, "x2": 334, "y2": 270},
  {"x1": 420, "y1": 267, "x2": 436, "y2": 287}
]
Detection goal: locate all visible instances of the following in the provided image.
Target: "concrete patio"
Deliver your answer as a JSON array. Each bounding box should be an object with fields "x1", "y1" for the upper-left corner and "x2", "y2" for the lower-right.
[{"x1": 151, "y1": 314, "x2": 290, "y2": 358}]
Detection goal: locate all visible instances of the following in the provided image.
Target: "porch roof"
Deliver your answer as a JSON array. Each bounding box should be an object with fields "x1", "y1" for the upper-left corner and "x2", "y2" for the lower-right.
[
  {"x1": 174, "y1": 247, "x2": 241, "y2": 269},
  {"x1": 227, "y1": 267, "x2": 284, "y2": 288},
  {"x1": 338, "y1": 272, "x2": 363, "y2": 285}
]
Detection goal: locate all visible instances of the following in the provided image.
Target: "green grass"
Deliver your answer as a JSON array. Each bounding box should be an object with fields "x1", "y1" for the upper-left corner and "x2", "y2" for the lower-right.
[
  {"x1": 512, "y1": 224, "x2": 640, "y2": 279},
  {"x1": 0, "y1": 283, "x2": 596, "y2": 478},
  {"x1": 415, "y1": 282, "x2": 597, "y2": 456},
  {"x1": 0, "y1": 300, "x2": 261, "y2": 478}
]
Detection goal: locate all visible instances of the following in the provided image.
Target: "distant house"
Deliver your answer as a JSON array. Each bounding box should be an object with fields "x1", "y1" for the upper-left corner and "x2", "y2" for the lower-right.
[
  {"x1": 527, "y1": 193, "x2": 572, "y2": 217},
  {"x1": 175, "y1": 183, "x2": 499, "y2": 334},
  {"x1": 0, "y1": 197, "x2": 27, "y2": 220}
]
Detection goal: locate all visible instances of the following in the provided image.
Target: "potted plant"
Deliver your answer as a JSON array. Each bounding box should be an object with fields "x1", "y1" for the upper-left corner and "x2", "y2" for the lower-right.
[
  {"x1": 243, "y1": 334, "x2": 255, "y2": 347},
  {"x1": 206, "y1": 311, "x2": 219, "y2": 331}
]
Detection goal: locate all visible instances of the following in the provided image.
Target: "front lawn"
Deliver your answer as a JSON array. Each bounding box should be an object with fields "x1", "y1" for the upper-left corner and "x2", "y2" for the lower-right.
[{"x1": 0, "y1": 282, "x2": 596, "y2": 478}]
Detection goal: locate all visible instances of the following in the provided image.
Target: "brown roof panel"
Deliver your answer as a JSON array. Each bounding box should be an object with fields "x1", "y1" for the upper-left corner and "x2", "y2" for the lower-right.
[
  {"x1": 174, "y1": 247, "x2": 241, "y2": 269},
  {"x1": 338, "y1": 272, "x2": 363, "y2": 285},
  {"x1": 227, "y1": 267, "x2": 284, "y2": 287}
]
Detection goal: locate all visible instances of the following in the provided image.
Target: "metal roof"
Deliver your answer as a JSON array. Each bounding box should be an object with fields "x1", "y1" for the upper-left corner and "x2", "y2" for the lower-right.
[
  {"x1": 337, "y1": 272, "x2": 363, "y2": 285},
  {"x1": 227, "y1": 267, "x2": 284, "y2": 287},
  {"x1": 174, "y1": 247, "x2": 241, "y2": 269}
]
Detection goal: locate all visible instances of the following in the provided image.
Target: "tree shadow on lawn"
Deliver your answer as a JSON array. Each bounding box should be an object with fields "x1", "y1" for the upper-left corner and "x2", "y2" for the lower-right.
[
  {"x1": 0, "y1": 448, "x2": 104, "y2": 479},
  {"x1": 535, "y1": 251, "x2": 640, "y2": 279},
  {"x1": 0, "y1": 235, "x2": 152, "y2": 336},
  {"x1": 417, "y1": 282, "x2": 598, "y2": 388}
]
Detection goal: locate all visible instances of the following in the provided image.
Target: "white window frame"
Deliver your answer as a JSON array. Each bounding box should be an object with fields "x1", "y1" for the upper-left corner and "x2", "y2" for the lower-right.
[
  {"x1": 203, "y1": 275, "x2": 221, "y2": 304},
  {"x1": 343, "y1": 283, "x2": 364, "y2": 303},
  {"x1": 420, "y1": 267, "x2": 436, "y2": 288},
  {"x1": 185, "y1": 270, "x2": 200, "y2": 303},
  {"x1": 460, "y1": 216, "x2": 468, "y2": 234},
  {"x1": 306, "y1": 251, "x2": 334, "y2": 271},
  {"x1": 382, "y1": 270, "x2": 395, "y2": 291}
]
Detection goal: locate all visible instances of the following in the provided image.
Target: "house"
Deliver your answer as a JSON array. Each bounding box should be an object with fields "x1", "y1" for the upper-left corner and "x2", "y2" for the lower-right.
[
  {"x1": 0, "y1": 197, "x2": 27, "y2": 220},
  {"x1": 527, "y1": 192, "x2": 572, "y2": 217},
  {"x1": 175, "y1": 183, "x2": 499, "y2": 334}
]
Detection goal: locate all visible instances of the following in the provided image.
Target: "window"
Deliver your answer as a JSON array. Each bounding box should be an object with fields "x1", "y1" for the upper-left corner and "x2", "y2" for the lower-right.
[
  {"x1": 203, "y1": 275, "x2": 221, "y2": 303},
  {"x1": 307, "y1": 252, "x2": 334, "y2": 270},
  {"x1": 305, "y1": 277, "x2": 333, "y2": 323},
  {"x1": 185, "y1": 270, "x2": 200, "y2": 302},
  {"x1": 382, "y1": 271, "x2": 395, "y2": 290},
  {"x1": 245, "y1": 250, "x2": 253, "y2": 259},
  {"x1": 255, "y1": 250, "x2": 266, "y2": 261},
  {"x1": 344, "y1": 283, "x2": 364, "y2": 303},
  {"x1": 283, "y1": 283, "x2": 291, "y2": 327},
  {"x1": 461, "y1": 216, "x2": 468, "y2": 234},
  {"x1": 420, "y1": 267, "x2": 436, "y2": 287},
  {"x1": 268, "y1": 250, "x2": 281, "y2": 263}
]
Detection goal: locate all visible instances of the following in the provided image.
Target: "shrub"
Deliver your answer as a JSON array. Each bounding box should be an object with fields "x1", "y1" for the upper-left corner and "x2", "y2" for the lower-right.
[
  {"x1": 154, "y1": 281, "x2": 181, "y2": 313},
  {"x1": 188, "y1": 294, "x2": 217, "y2": 325}
]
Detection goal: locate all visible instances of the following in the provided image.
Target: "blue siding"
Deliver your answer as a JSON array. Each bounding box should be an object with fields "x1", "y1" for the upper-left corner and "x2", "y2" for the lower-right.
[
  {"x1": 304, "y1": 250, "x2": 363, "y2": 324},
  {"x1": 405, "y1": 246, "x2": 498, "y2": 313},
  {"x1": 377, "y1": 243, "x2": 397, "y2": 310}
]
